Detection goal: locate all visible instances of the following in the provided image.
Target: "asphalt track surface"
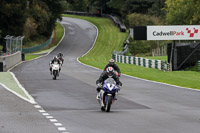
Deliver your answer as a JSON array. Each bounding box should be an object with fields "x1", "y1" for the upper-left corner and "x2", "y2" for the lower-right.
[{"x1": 10, "y1": 17, "x2": 200, "y2": 133}]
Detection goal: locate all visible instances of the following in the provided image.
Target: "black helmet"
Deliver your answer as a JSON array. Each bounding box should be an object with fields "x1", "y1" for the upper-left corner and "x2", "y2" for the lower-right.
[
  {"x1": 58, "y1": 52, "x2": 63, "y2": 57},
  {"x1": 109, "y1": 59, "x2": 115, "y2": 65},
  {"x1": 106, "y1": 67, "x2": 114, "y2": 76},
  {"x1": 53, "y1": 56, "x2": 58, "y2": 61}
]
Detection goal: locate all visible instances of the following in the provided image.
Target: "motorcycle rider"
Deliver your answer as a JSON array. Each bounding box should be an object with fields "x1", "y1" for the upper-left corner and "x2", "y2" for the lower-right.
[
  {"x1": 49, "y1": 56, "x2": 61, "y2": 75},
  {"x1": 57, "y1": 52, "x2": 64, "y2": 64},
  {"x1": 104, "y1": 59, "x2": 121, "y2": 77},
  {"x1": 96, "y1": 67, "x2": 122, "y2": 99}
]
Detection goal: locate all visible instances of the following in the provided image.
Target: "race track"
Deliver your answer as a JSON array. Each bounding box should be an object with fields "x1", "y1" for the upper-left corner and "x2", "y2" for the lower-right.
[{"x1": 11, "y1": 17, "x2": 200, "y2": 133}]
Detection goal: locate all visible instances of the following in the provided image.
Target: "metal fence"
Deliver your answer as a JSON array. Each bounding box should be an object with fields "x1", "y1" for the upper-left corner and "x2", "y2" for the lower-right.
[
  {"x1": 22, "y1": 35, "x2": 52, "y2": 53},
  {"x1": 4, "y1": 35, "x2": 24, "y2": 55}
]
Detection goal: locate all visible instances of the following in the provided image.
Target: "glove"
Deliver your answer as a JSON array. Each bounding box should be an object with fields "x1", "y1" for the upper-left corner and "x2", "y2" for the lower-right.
[
  {"x1": 118, "y1": 73, "x2": 121, "y2": 77},
  {"x1": 97, "y1": 83, "x2": 102, "y2": 87},
  {"x1": 117, "y1": 85, "x2": 121, "y2": 91}
]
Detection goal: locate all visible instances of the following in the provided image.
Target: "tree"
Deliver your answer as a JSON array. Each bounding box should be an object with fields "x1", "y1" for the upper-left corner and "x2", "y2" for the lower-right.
[
  {"x1": 148, "y1": 0, "x2": 166, "y2": 18},
  {"x1": 123, "y1": 0, "x2": 154, "y2": 15},
  {"x1": 164, "y1": 0, "x2": 200, "y2": 25},
  {"x1": 0, "y1": 0, "x2": 28, "y2": 42},
  {"x1": 68, "y1": 0, "x2": 87, "y2": 11},
  {"x1": 88, "y1": 0, "x2": 111, "y2": 14},
  {"x1": 41, "y1": 0, "x2": 65, "y2": 36},
  {"x1": 28, "y1": 1, "x2": 50, "y2": 36}
]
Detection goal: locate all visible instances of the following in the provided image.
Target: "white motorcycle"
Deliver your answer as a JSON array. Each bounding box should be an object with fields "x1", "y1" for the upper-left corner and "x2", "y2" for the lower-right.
[{"x1": 51, "y1": 63, "x2": 60, "y2": 80}]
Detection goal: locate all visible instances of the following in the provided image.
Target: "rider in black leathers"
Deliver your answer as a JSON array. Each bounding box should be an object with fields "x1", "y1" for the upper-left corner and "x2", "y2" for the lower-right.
[
  {"x1": 57, "y1": 52, "x2": 64, "y2": 64},
  {"x1": 104, "y1": 59, "x2": 121, "y2": 77},
  {"x1": 96, "y1": 67, "x2": 122, "y2": 92}
]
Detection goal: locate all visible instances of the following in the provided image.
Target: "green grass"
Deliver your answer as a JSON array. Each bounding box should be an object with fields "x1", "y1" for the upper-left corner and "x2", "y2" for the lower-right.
[
  {"x1": 0, "y1": 72, "x2": 29, "y2": 100},
  {"x1": 25, "y1": 55, "x2": 40, "y2": 61},
  {"x1": 64, "y1": 14, "x2": 200, "y2": 90},
  {"x1": 46, "y1": 22, "x2": 64, "y2": 48},
  {"x1": 118, "y1": 63, "x2": 200, "y2": 89}
]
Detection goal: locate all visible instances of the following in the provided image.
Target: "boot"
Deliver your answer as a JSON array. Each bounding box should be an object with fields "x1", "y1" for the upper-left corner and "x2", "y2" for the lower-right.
[{"x1": 96, "y1": 92, "x2": 100, "y2": 100}]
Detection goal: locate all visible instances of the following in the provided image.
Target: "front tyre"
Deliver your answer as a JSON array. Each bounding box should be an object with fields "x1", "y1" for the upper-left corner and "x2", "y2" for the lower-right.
[
  {"x1": 53, "y1": 70, "x2": 57, "y2": 80},
  {"x1": 105, "y1": 95, "x2": 112, "y2": 112}
]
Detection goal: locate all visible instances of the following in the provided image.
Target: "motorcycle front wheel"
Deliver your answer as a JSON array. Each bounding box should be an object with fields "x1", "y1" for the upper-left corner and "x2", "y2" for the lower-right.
[
  {"x1": 53, "y1": 70, "x2": 57, "y2": 80},
  {"x1": 105, "y1": 95, "x2": 112, "y2": 112}
]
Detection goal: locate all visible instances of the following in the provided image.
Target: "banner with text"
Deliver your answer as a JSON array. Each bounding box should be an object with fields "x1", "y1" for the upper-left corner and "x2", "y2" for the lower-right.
[{"x1": 147, "y1": 25, "x2": 200, "y2": 40}]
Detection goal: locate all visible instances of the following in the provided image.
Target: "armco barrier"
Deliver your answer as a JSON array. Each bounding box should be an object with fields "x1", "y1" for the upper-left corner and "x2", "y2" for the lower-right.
[
  {"x1": 22, "y1": 35, "x2": 52, "y2": 53},
  {"x1": 112, "y1": 54, "x2": 170, "y2": 71},
  {"x1": 0, "y1": 51, "x2": 21, "y2": 71}
]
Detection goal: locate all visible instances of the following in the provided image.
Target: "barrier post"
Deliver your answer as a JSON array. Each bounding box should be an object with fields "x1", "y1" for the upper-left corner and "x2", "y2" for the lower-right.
[{"x1": 198, "y1": 60, "x2": 200, "y2": 72}]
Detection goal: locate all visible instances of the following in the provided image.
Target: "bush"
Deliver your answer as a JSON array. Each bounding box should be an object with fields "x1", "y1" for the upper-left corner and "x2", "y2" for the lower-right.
[
  {"x1": 23, "y1": 17, "x2": 38, "y2": 39},
  {"x1": 127, "y1": 13, "x2": 163, "y2": 26}
]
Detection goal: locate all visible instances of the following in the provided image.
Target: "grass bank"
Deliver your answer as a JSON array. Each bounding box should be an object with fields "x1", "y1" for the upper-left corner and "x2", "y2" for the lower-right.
[
  {"x1": 64, "y1": 14, "x2": 200, "y2": 90},
  {"x1": 25, "y1": 22, "x2": 64, "y2": 61}
]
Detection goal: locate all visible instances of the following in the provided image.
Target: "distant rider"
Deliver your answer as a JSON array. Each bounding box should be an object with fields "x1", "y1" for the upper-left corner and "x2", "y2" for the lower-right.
[
  {"x1": 96, "y1": 67, "x2": 122, "y2": 99},
  {"x1": 57, "y1": 52, "x2": 64, "y2": 64},
  {"x1": 49, "y1": 56, "x2": 61, "y2": 75},
  {"x1": 104, "y1": 59, "x2": 121, "y2": 77}
]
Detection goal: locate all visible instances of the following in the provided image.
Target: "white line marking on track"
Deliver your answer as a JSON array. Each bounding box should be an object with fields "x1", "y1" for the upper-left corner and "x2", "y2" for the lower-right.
[
  {"x1": 46, "y1": 116, "x2": 54, "y2": 119},
  {"x1": 54, "y1": 123, "x2": 63, "y2": 126},
  {"x1": 58, "y1": 127, "x2": 66, "y2": 131},
  {"x1": 33, "y1": 103, "x2": 69, "y2": 132},
  {"x1": 50, "y1": 119, "x2": 58, "y2": 122},
  {"x1": 34, "y1": 105, "x2": 41, "y2": 108},
  {"x1": 39, "y1": 110, "x2": 46, "y2": 113},
  {"x1": 42, "y1": 113, "x2": 50, "y2": 116}
]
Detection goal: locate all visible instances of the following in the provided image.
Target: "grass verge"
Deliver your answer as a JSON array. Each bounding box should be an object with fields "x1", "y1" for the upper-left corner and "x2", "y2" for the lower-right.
[
  {"x1": 64, "y1": 14, "x2": 200, "y2": 90},
  {"x1": 0, "y1": 72, "x2": 29, "y2": 100},
  {"x1": 25, "y1": 22, "x2": 64, "y2": 61},
  {"x1": 25, "y1": 55, "x2": 40, "y2": 60}
]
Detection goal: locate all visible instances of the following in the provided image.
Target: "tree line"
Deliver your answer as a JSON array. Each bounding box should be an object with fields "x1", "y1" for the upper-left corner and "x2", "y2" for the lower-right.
[
  {"x1": 1, "y1": 0, "x2": 200, "y2": 49},
  {"x1": 0, "y1": 0, "x2": 66, "y2": 45}
]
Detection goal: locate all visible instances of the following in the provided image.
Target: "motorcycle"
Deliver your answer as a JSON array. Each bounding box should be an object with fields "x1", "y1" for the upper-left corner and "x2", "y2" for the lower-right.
[
  {"x1": 51, "y1": 63, "x2": 60, "y2": 80},
  {"x1": 97, "y1": 78, "x2": 120, "y2": 112}
]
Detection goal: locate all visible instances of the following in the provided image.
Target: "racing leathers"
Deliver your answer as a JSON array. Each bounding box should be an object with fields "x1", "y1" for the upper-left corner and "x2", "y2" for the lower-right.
[{"x1": 96, "y1": 71, "x2": 122, "y2": 92}]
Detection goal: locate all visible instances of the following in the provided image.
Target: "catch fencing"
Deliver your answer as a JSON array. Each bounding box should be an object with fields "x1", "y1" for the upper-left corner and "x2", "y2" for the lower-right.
[
  {"x1": 22, "y1": 35, "x2": 53, "y2": 53},
  {"x1": 112, "y1": 54, "x2": 170, "y2": 71},
  {"x1": 3, "y1": 35, "x2": 24, "y2": 55}
]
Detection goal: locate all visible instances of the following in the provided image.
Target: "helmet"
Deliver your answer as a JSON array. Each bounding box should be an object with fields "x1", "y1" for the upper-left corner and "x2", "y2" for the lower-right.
[
  {"x1": 58, "y1": 52, "x2": 63, "y2": 57},
  {"x1": 53, "y1": 56, "x2": 58, "y2": 61},
  {"x1": 106, "y1": 67, "x2": 114, "y2": 76},
  {"x1": 109, "y1": 59, "x2": 115, "y2": 65}
]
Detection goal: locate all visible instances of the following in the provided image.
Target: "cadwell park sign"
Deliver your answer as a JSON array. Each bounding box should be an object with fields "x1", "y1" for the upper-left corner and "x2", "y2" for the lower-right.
[{"x1": 134, "y1": 25, "x2": 200, "y2": 40}]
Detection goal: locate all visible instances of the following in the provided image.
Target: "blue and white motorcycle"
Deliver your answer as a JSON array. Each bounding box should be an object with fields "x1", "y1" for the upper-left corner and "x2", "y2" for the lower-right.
[{"x1": 97, "y1": 78, "x2": 120, "y2": 112}]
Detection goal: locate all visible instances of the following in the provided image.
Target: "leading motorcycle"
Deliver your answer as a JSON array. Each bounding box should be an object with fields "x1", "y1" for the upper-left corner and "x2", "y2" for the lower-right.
[
  {"x1": 97, "y1": 78, "x2": 120, "y2": 112},
  {"x1": 51, "y1": 63, "x2": 60, "y2": 80}
]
